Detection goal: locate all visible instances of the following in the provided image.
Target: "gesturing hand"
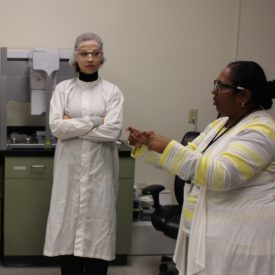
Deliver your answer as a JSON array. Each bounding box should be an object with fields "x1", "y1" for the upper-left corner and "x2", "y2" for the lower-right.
[{"x1": 126, "y1": 126, "x2": 153, "y2": 148}]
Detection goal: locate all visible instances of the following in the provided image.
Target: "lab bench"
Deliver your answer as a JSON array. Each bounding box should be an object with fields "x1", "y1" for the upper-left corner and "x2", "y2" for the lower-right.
[{"x1": 0, "y1": 148, "x2": 134, "y2": 266}]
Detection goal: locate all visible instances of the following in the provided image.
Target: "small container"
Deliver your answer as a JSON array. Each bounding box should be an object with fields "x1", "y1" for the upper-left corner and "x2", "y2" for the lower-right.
[{"x1": 36, "y1": 131, "x2": 46, "y2": 144}]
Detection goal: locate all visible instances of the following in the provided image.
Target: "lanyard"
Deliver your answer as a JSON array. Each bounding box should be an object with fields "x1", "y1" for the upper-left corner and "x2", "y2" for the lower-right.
[
  {"x1": 201, "y1": 108, "x2": 257, "y2": 154},
  {"x1": 200, "y1": 125, "x2": 228, "y2": 154}
]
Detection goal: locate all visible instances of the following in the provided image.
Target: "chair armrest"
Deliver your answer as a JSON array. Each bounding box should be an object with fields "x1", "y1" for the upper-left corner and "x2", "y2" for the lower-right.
[{"x1": 142, "y1": 184, "x2": 165, "y2": 210}]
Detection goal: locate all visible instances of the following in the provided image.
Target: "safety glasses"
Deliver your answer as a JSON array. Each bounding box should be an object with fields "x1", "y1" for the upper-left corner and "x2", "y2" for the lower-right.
[
  {"x1": 214, "y1": 80, "x2": 245, "y2": 92},
  {"x1": 77, "y1": 50, "x2": 102, "y2": 59}
]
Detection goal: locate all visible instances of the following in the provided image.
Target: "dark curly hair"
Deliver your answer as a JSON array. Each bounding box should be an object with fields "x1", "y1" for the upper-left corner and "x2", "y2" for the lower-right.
[{"x1": 227, "y1": 61, "x2": 274, "y2": 110}]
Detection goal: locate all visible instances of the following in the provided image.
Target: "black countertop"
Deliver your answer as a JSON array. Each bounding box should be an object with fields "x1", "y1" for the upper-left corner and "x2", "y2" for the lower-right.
[{"x1": 0, "y1": 144, "x2": 132, "y2": 157}]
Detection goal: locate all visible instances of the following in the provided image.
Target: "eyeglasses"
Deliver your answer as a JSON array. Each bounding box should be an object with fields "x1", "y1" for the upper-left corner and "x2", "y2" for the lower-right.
[
  {"x1": 214, "y1": 80, "x2": 245, "y2": 92},
  {"x1": 77, "y1": 50, "x2": 102, "y2": 59}
]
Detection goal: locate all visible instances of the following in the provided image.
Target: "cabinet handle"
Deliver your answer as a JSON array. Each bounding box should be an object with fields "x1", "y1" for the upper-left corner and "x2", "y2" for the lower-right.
[
  {"x1": 31, "y1": 165, "x2": 46, "y2": 172},
  {"x1": 13, "y1": 165, "x2": 27, "y2": 171}
]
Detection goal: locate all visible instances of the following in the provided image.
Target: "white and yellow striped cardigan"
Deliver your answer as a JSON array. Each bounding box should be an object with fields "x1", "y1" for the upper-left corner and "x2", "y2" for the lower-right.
[{"x1": 132, "y1": 110, "x2": 275, "y2": 275}]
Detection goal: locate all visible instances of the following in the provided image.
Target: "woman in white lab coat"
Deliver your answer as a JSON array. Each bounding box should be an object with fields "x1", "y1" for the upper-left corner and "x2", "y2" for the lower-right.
[{"x1": 44, "y1": 32, "x2": 124, "y2": 275}]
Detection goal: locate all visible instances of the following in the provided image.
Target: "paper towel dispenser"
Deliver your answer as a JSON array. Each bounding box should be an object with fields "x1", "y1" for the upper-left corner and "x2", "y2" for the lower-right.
[{"x1": 30, "y1": 48, "x2": 59, "y2": 115}]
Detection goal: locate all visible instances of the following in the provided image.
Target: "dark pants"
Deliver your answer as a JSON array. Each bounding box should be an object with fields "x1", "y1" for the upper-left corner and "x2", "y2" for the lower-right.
[{"x1": 60, "y1": 255, "x2": 109, "y2": 275}]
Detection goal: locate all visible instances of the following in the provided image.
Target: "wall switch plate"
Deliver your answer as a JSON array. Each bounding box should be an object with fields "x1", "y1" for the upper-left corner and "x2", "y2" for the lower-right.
[{"x1": 188, "y1": 109, "x2": 198, "y2": 124}]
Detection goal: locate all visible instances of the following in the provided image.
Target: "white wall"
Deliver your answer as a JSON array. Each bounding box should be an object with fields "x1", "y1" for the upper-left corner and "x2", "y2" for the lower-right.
[{"x1": 0, "y1": 0, "x2": 274, "y2": 191}]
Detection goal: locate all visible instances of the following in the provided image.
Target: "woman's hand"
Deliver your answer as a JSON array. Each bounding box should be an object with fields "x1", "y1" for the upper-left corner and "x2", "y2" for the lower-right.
[
  {"x1": 147, "y1": 133, "x2": 171, "y2": 153},
  {"x1": 126, "y1": 126, "x2": 153, "y2": 148},
  {"x1": 126, "y1": 127, "x2": 171, "y2": 152}
]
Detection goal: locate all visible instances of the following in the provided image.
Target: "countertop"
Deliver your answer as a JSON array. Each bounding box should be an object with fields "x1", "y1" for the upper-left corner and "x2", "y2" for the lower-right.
[{"x1": 0, "y1": 143, "x2": 132, "y2": 157}]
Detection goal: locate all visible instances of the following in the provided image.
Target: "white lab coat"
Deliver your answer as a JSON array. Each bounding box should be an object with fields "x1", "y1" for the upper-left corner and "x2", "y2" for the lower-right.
[{"x1": 43, "y1": 77, "x2": 124, "y2": 261}]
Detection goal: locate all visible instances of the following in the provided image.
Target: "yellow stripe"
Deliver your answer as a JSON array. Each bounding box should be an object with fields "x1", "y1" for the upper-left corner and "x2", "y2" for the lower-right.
[
  {"x1": 266, "y1": 162, "x2": 275, "y2": 172},
  {"x1": 159, "y1": 140, "x2": 178, "y2": 166},
  {"x1": 209, "y1": 118, "x2": 224, "y2": 128},
  {"x1": 187, "y1": 141, "x2": 197, "y2": 151},
  {"x1": 229, "y1": 141, "x2": 266, "y2": 166},
  {"x1": 143, "y1": 151, "x2": 161, "y2": 165},
  {"x1": 185, "y1": 193, "x2": 198, "y2": 204},
  {"x1": 211, "y1": 165, "x2": 226, "y2": 190},
  {"x1": 240, "y1": 121, "x2": 275, "y2": 140},
  {"x1": 131, "y1": 145, "x2": 147, "y2": 159},
  {"x1": 223, "y1": 152, "x2": 254, "y2": 180},
  {"x1": 183, "y1": 207, "x2": 194, "y2": 221},
  {"x1": 195, "y1": 156, "x2": 209, "y2": 186},
  {"x1": 169, "y1": 150, "x2": 188, "y2": 175}
]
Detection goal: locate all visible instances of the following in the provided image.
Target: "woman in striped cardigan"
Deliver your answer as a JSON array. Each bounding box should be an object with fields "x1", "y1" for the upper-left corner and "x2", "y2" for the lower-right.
[{"x1": 128, "y1": 61, "x2": 275, "y2": 275}]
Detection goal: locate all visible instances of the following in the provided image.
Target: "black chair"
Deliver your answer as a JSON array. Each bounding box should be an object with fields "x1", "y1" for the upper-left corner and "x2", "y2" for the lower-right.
[{"x1": 142, "y1": 131, "x2": 200, "y2": 275}]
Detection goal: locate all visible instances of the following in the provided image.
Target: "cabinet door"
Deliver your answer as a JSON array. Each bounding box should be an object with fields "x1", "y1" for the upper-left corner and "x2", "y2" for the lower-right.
[
  {"x1": 116, "y1": 157, "x2": 135, "y2": 254},
  {"x1": 116, "y1": 179, "x2": 134, "y2": 254},
  {"x1": 4, "y1": 156, "x2": 134, "y2": 257},
  {"x1": 4, "y1": 178, "x2": 52, "y2": 255},
  {"x1": 5, "y1": 157, "x2": 53, "y2": 179}
]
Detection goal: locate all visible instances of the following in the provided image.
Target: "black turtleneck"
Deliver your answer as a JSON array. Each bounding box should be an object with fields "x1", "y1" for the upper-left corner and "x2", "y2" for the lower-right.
[{"x1": 79, "y1": 71, "x2": 98, "y2": 82}]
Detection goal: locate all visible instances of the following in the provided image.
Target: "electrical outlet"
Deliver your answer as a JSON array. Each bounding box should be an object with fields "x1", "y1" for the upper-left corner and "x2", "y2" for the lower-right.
[{"x1": 188, "y1": 109, "x2": 198, "y2": 124}]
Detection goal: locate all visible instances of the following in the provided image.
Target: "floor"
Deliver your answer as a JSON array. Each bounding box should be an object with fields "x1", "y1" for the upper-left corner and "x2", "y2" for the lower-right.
[{"x1": 0, "y1": 255, "x2": 161, "y2": 275}]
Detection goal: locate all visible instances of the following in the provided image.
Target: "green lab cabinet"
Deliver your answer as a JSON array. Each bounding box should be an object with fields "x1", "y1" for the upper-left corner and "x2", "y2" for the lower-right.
[{"x1": 3, "y1": 155, "x2": 134, "y2": 262}]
